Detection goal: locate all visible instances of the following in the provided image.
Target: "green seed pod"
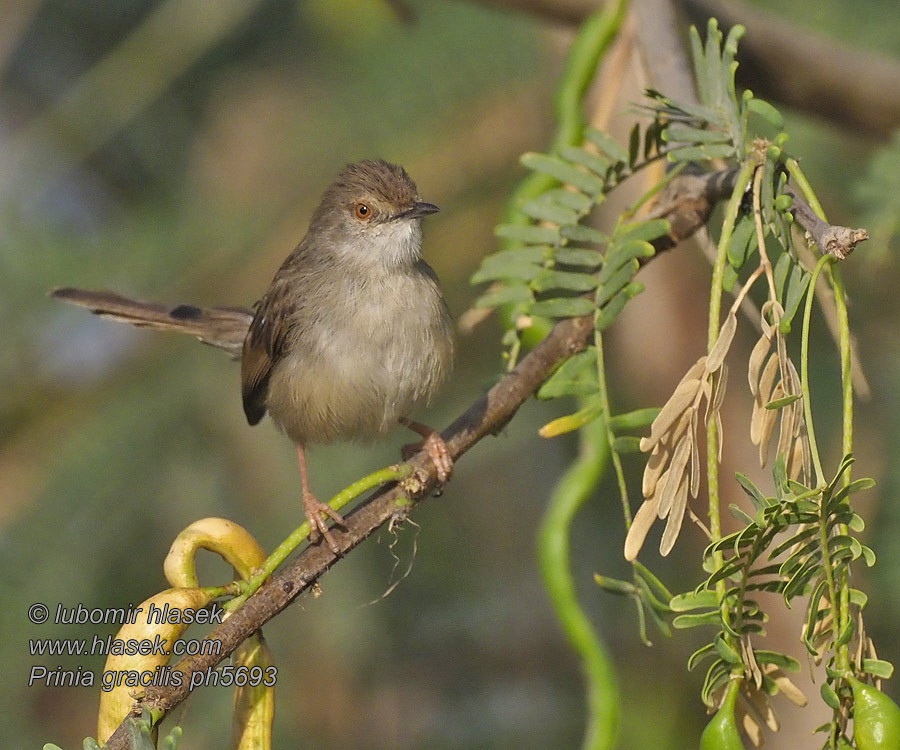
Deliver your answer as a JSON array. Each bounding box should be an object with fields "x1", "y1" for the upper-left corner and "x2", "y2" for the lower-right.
[
  {"x1": 849, "y1": 675, "x2": 900, "y2": 749},
  {"x1": 700, "y1": 678, "x2": 744, "y2": 749}
]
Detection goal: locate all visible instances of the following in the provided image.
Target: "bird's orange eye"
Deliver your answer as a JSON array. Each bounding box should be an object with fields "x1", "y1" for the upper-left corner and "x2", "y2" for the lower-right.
[{"x1": 354, "y1": 203, "x2": 371, "y2": 220}]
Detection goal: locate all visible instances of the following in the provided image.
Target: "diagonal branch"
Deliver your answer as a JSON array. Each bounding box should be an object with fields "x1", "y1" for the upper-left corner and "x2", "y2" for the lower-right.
[
  {"x1": 102, "y1": 164, "x2": 866, "y2": 748},
  {"x1": 103, "y1": 309, "x2": 596, "y2": 750}
]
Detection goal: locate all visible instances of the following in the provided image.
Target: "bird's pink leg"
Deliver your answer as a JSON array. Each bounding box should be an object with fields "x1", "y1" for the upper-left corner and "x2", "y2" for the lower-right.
[{"x1": 297, "y1": 444, "x2": 344, "y2": 554}]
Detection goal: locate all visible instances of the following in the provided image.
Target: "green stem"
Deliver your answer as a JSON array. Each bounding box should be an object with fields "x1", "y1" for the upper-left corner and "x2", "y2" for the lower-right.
[
  {"x1": 705, "y1": 160, "x2": 754, "y2": 643},
  {"x1": 224, "y1": 463, "x2": 413, "y2": 612},
  {"x1": 789, "y1": 158, "x2": 856, "y2": 675},
  {"x1": 830, "y1": 263, "x2": 854, "y2": 671},
  {"x1": 830, "y1": 264, "x2": 853, "y2": 464},
  {"x1": 706, "y1": 161, "x2": 755, "y2": 548},
  {"x1": 800, "y1": 256, "x2": 832, "y2": 488},
  {"x1": 551, "y1": 0, "x2": 629, "y2": 153},
  {"x1": 502, "y1": 0, "x2": 628, "y2": 232},
  {"x1": 785, "y1": 157, "x2": 825, "y2": 217},
  {"x1": 594, "y1": 330, "x2": 631, "y2": 526},
  {"x1": 786, "y1": 156, "x2": 854, "y2": 462},
  {"x1": 538, "y1": 416, "x2": 618, "y2": 750},
  {"x1": 802, "y1": 255, "x2": 851, "y2": 673}
]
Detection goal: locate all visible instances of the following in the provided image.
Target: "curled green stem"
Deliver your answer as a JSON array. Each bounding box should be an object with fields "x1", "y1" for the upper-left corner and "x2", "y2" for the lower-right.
[{"x1": 538, "y1": 416, "x2": 618, "y2": 750}]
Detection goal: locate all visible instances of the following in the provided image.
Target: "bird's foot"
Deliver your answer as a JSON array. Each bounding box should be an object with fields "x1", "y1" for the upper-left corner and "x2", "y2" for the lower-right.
[
  {"x1": 400, "y1": 419, "x2": 453, "y2": 483},
  {"x1": 302, "y1": 491, "x2": 345, "y2": 554}
]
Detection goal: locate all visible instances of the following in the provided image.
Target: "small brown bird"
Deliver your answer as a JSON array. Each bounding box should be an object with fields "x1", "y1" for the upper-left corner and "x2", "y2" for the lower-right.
[{"x1": 53, "y1": 160, "x2": 455, "y2": 552}]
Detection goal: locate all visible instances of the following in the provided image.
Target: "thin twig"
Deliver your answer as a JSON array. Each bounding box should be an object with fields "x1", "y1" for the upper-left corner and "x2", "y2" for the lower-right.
[{"x1": 785, "y1": 186, "x2": 869, "y2": 260}]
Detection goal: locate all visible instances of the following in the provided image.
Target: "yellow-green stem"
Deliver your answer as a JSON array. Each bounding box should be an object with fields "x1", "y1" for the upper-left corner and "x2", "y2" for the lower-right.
[
  {"x1": 224, "y1": 463, "x2": 413, "y2": 612},
  {"x1": 594, "y1": 329, "x2": 632, "y2": 526},
  {"x1": 538, "y1": 416, "x2": 618, "y2": 750},
  {"x1": 706, "y1": 161, "x2": 755, "y2": 619},
  {"x1": 789, "y1": 157, "x2": 856, "y2": 674},
  {"x1": 801, "y1": 256, "x2": 832, "y2": 488}
]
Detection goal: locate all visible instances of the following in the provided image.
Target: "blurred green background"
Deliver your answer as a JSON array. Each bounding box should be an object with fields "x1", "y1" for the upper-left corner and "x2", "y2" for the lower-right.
[{"x1": 3, "y1": 1, "x2": 900, "y2": 748}]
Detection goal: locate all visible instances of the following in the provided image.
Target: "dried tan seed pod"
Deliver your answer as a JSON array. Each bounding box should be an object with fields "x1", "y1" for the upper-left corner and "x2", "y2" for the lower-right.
[
  {"x1": 707, "y1": 312, "x2": 737, "y2": 373},
  {"x1": 659, "y1": 471, "x2": 690, "y2": 556},
  {"x1": 658, "y1": 434, "x2": 692, "y2": 519},
  {"x1": 690, "y1": 409, "x2": 700, "y2": 498},
  {"x1": 748, "y1": 332, "x2": 773, "y2": 397},
  {"x1": 642, "y1": 443, "x2": 670, "y2": 497},
  {"x1": 641, "y1": 377, "x2": 702, "y2": 451},
  {"x1": 625, "y1": 496, "x2": 661, "y2": 561},
  {"x1": 758, "y1": 382, "x2": 783, "y2": 467},
  {"x1": 770, "y1": 671, "x2": 808, "y2": 707},
  {"x1": 742, "y1": 634, "x2": 764, "y2": 690},
  {"x1": 751, "y1": 354, "x2": 780, "y2": 445},
  {"x1": 740, "y1": 710, "x2": 765, "y2": 747}
]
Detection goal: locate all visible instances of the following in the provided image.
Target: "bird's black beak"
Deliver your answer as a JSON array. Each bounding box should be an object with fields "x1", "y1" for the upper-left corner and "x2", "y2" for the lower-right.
[{"x1": 396, "y1": 201, "x2": 440, "y2": 220}]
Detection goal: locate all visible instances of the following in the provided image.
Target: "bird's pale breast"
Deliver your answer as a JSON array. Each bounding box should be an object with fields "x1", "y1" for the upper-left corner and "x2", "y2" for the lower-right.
[{"x1": 263, "y1": 263, "x2": 453, "y2": 445}]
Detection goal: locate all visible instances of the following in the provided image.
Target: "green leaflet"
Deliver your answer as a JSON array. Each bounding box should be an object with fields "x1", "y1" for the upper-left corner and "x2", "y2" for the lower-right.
[
  {"x1": 529, "y1": 297, "x2": 595, "y2": 318},
  {"x1": 520, "y1": 152, "x2": 606, "y2": 195},
  {"x1": 532, "y1": 269, "x2": 600, "y2": 293},
  {"x1": 474, "y1": 283, "x2": 533, "y2": 309},
  {"x1": 520, "y1": 194, "x2": 581, "y2": 225},
  {"x1": 558, "y1": 145, "x2": 614, "y2": 178},
  {"x1": 779, "y1": 263, "x2": 812, "y2": 334},
  {"x1": 495, "y1": 223, "x2": 561, "y2": 245},
  {"x1": 471, "y1": 249, "x2": 545, "y2": 284},
  {"x1": 584, "y1": 126, "x2": 629, "y2": 163},
  {"x1": 613, "y1": 220, "x2": 669, "y2": 245},
  {"x1": 607, "y1": 407, "x2": 660, "y2": 431},
  {"x1": 560, "y1": 224, "x2": 609, "y2": 244},
  {"x1": 726, "y1": 214, "x2": 757, "y2": 269},
  {"x1": 666, "y1": 142, "x2": 737, "y2": 163},
  {"x1": 555, "y1": 247, "x2": 605, "y2": 266},
  {"x1": 663, "y1": 123, "x2": 732, "y2": 144},
  {"x1": 537, "y1": 349, "x2": 599, "y2": 399}
]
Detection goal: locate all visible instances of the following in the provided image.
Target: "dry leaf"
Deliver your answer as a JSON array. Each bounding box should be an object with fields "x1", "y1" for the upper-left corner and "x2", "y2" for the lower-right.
[
  {"x1": 770, "y1": 672, "x2": 808, "y2": 707},
  {"x1": 751, "y1": 355, "x2": 780, "y2": 445},
  {"x1": 712, "y1": 363, "x2": 729, "y2": 415},
  {"x1": 748, "y1": 332, "x2": 772, "y2": 396},
  {"x1": 759, "y1": 382, "x2": 782, "y2": 467},
  {"x1": 658, "y1": 435, "x2": 692, "y2": 519},
  {"x1": 642, "y1": 377, "x2": 702, "y2": 450},
  {"x1": 707, "y1": 312, "x2": 737, "y2": 372},
  {"x1": 740, "y1": 711, "x2": 765, "y2": 747},
  {"x1": 690, "y1": 409, "x2": 700, "y2": 498},
  {"x1": 625, "y1": 498, "x2": 660, "y2": 561},
  {"x1": 642, "y1": 443, "x2": 670, "y2": 497},
  {"x1": 742, "y1": 635, "x2": 764, "y2": 690},
  {"x1": 660, "y1": 472, "x2": 689, "y2": 556},
  {"x1": 775, "y1": 384, "x2": 795, "y2": 460},
  {"x1": 715, "y1": 410, "x2": 724, "y2": 462}
]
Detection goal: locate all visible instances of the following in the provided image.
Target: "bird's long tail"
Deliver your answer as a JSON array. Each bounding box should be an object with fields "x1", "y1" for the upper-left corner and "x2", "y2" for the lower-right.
[{"x1": 50, "y1": 287, "x2": 253, "y2": 358}]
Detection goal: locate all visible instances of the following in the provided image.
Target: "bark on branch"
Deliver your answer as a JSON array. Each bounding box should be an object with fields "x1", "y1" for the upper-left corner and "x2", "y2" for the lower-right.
[{"x1": 102, "y1": 161, "x2": 866, "y2": 747}]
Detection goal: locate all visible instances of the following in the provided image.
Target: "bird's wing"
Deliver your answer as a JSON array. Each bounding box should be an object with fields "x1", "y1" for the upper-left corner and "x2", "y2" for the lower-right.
[{"x1": 240, "y1": 278, "x2": 298, "y2": 426}]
